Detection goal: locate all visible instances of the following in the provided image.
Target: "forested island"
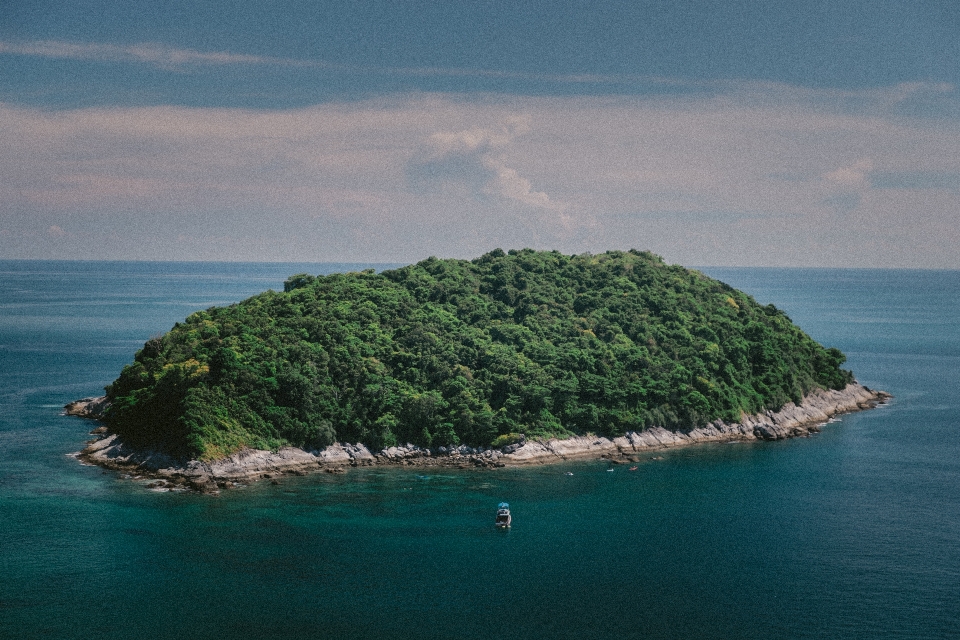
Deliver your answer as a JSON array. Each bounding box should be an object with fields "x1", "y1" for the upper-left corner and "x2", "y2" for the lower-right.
[{"x1": 69, "y1": 249, "x2": 887, "y2": 489}]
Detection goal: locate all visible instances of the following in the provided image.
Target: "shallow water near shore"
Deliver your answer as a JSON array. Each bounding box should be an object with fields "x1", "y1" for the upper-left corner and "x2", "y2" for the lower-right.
[{"x1": 1, "y1": 261, "x2": 958, "y2": 639}]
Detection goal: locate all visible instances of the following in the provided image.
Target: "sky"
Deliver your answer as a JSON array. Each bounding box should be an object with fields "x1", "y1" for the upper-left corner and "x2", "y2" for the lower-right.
[{"x1": 2, "y1": 1, "x2": 960, "y2": 267}]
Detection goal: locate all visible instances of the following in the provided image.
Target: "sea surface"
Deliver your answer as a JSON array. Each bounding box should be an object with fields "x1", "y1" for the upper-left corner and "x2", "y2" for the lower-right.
[{"x1": 1, "y1": 261, "x2": 958, "y2": 640}]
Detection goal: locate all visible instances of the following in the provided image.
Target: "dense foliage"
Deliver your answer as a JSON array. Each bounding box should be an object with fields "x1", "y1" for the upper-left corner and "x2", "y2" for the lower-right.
[{"x1": 104, "y1": 249, "x2": 852, "y2": 460}]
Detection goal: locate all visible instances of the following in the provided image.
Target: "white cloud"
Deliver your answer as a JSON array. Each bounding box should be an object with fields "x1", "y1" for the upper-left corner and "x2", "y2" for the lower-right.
[
  {"x1": 0, "y1": 39, "x2": 332, "y2": 70},
  {"x1": 0, "y1": 38, "x2": 679, "y2": 87},
  {"x1": 418, "y1": 118, "x2": 565, "y2": 211},
  {"x1": 484, "y1": 161, "x2": 563, "y2": 211},
  {"x1": 427, "y1": 118, "x2": 530, "y2": 155},
  {"x1": 824, "y1": 158, "x2": 874, "y2": 188}
]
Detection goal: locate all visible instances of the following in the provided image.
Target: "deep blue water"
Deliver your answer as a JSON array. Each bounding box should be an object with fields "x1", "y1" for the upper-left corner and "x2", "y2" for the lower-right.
[{"x1": 1, "y1": 261, "x2": 958, "y2": 639}]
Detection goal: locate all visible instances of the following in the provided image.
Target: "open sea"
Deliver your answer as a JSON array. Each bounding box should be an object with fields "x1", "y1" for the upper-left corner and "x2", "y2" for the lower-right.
[{"x1": 1, "y1": 260, "x2": 958, "y2": 640}]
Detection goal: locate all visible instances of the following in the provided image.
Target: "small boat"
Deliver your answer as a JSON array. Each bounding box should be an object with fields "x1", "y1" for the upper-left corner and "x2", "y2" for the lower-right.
[
  {"x1": 628, "y1": 466, "x2": 638, "y2": 471},
  {"x1": 495, "y1": 502, "x2": 511, "y2": 528}
]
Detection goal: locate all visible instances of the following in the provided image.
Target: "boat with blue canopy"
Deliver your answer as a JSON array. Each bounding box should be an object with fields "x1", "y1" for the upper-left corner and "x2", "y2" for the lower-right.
[{"x1": 495, "y1": 502, "x2": 511, "y2": 528}]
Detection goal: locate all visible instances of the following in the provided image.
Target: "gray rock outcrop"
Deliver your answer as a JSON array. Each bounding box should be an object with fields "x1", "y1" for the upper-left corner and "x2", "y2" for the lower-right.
[
  {"x1": 71, "y1": 382, "x2": 889, "y2": 492},
  {"x1": 502, "y1": 382, "x2": 889, "y2": 464},
  {"x1": 63, "y1": 396, "x2": 111, "y2": 419}
]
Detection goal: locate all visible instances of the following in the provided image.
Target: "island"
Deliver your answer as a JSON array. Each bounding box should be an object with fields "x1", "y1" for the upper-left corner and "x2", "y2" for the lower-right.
[{"x1": 67, "y1": 249, "x2": 889, "y2": 493}]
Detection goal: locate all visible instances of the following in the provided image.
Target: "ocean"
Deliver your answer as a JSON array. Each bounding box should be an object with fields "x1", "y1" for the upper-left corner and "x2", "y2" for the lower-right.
[{"x1": 1, "y1": 261, "x2": 958, "y2": 639}]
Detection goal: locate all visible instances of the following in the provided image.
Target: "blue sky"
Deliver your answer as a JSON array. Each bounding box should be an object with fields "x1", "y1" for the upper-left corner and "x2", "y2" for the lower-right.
[{"x1": 2, "y1": 1, "x2": 960, "y2": 266}]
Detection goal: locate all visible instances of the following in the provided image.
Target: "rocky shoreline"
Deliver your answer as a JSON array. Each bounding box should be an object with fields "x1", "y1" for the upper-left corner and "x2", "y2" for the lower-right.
[{"x1": 66, "y1": 382, "x2": 890, "y2": 494}]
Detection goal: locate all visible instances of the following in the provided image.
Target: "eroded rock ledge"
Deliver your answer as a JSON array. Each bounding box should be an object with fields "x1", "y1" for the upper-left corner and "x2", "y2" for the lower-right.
[{"x1": 67, "y1": 382, "x2": 890, "y2": 494}]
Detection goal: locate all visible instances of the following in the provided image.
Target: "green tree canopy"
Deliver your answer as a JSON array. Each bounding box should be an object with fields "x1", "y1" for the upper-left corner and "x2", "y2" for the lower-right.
[{"x1": 104, "y1": 249, "x2": 853, "y2": 460}]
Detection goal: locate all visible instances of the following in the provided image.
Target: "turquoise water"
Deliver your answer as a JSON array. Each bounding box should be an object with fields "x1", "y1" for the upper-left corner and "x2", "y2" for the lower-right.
[{"x1": 1, "y1": 262, "x2": 958, "y2": 639}]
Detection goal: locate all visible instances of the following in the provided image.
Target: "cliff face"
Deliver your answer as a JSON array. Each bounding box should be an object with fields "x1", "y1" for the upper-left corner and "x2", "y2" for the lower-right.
[{"x1": 70, "y1": 382, "x2": 889, "y2": 493}]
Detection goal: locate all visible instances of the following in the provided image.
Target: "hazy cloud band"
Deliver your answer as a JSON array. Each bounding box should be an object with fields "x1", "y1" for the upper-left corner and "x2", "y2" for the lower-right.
[{"x1": 2, "y1": 84, "x2": 959, "y2": 266}]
